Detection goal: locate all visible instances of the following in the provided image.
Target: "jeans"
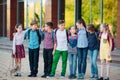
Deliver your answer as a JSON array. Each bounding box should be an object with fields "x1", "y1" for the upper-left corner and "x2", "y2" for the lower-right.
[
  {"x1": 51, "y1": 50, "x2": 68, "y2": 76},
  {"x1": 43, "y1": 48, "x2": 53, "y2": 75},
  {"x1": 88, "y1": 49, "x2": 98, "y2": 77},
  {"x1": 29, "y1": 48, "x2": 39, "y2": 75},
  {"x1": 68, "y1": 53, "x2": 77, "y2": 75},
  {"x1": 77, "y1": 48, "x2": 88, "y2": 75}
]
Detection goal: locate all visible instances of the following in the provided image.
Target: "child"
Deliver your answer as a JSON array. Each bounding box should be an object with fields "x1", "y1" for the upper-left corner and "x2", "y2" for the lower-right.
[
  {"x1": 26, "y1": 20, "x2": 42, "y2": 77},
  {"x1": 99, "y1": 23, "x2": 113, "y2": 80},
  {"x1": 12, "y1": 23, "x2": 28, "y2": 76},
  {"x1": 87, "y1": 24, "x2": 99, "y2": 79},
  {"x1": 41, "y1": 22, "x2": 54, "y2": 78},
  {"x1": 76, "y1": 18, "x2": 88, "y2": 79},
  {"x1": 49, "y1": 20, "x2": 68, "y2": 78},
  {"x1": 68, "y1": 26, "x2": 77, "y2": 79}
]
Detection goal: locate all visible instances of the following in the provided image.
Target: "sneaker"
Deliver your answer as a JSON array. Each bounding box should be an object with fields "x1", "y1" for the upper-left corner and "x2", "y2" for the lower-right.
[
  {"x1": 28, "y1": 74, "x2": 37, "y2": 77},
  {"x1": 77, "y1": 74, "x2": 82, "y2": 79},
  {"x1": 41, "y1": 74, "x2": 47, "y2": 78},
  {"x1": 98, "y1": 77, "x2": 104, "y2": 80},
  {"x1": 72, "y1": 74, "x2": 76, "y2": 79},
  {"x1": 68, "y1": 75, "x2": 73, "y2": 79},
  {"x1": 104, "y1": 77, "x2": 109, "y2": 80},
  {"x1": 47, "y1": 74, "x2": 54, "y2": 78},
  {"x1": 60, "y1": 74, "x2": 65, "y2": 78},
  {"x1": 14, "y1": 73, "x2": 21, "y2": 77},
  {"x1": 90, "y1": 75, "x2": 94, "y2": 78}
]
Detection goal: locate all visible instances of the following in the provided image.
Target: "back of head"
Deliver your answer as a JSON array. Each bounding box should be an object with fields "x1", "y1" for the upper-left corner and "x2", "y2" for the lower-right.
[
  {"x1": 46, "y1": 22, "x2": 53, "y2": 28},
  {"x1": 77, "y1": 18, "x2": 86, "y2": 28},
  {"x1": 30, "y1": 20, "x2": 38, "y2": 26}
]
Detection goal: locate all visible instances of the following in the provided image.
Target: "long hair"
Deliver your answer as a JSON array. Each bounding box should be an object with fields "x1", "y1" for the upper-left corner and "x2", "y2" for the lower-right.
[
  {"x1": 77, "y1": 18, "x2": 86, "y2": 28},
  {"x1": 102, "y1": 23, "x2": 112, "y2": 38}
]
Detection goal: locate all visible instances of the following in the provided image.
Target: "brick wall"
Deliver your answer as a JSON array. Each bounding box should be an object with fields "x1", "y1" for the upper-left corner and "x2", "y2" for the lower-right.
[{"x1": 116, "y1": 0, "x2": 120, "y2": 49}]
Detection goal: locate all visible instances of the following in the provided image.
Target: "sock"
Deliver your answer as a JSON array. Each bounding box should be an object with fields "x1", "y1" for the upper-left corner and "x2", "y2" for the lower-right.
[
  {"x1": 100, "y1": 62, "x2": 104, "y2": 77},
  {"x1": 106, "y1": 63, "x2": 110, "y2": 77}
]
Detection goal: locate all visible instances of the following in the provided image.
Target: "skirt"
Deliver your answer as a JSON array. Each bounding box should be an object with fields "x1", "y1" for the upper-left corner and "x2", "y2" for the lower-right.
[{"x1": 15, "y1": 45, "x2": 25, "y2": 58}]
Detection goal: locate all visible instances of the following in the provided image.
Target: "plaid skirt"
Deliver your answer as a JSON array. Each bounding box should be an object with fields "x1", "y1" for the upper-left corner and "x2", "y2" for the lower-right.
[{"x1": 15, "y1": 45, "x2": 25, "y2": 58}]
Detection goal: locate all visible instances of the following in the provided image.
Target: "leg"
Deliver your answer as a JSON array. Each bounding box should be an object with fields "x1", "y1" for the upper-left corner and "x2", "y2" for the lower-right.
[
  {"x1": 33, "y1": 48, "x2": 40, "y2": 75},
  {"x1": 100, "y1": 60, "x2": 105, "y2": 77},
  {"x1": 72, "y1": 54, "x2": 77, "y2": 76},
  {"x1": 77, "y1": 48, "x2": 83, "y2": 74},
  {"x1": 51, "y1": 50, "x2": 61, "y2": 75},
  {"x1": 92, "y1": 49, "x2": 98, "y2": 77},
  {"x1": 29, "y1": 48, "x2": 34, "y2": 75},
  {"x1": 68, "y1": 53, "x2": 73, "y2": 75},
  {"x1": 82, "y1": 48, "x2": 88, "y2": 74},
  {"x1": 61, "y1": 51, "x2": 68, "y2": 76},
  {"x1": 88, "y1": 50, "x2": 94, "y2": 77},
  {"x1": 106, "y1": 61, "x2": 110, "y2": 77},
  {"x1": 47, "y1": 49, "x2": 53, "y2": 75},
  {"x1": 43, "y1": 48, "x2": 48, "y2": 75}
]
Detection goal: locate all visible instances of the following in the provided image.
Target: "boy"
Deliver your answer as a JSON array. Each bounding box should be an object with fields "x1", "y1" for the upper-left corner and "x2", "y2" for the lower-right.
[
  {"x1": 49, "y1": 20, "x2": 68, "y2": 78},
  {"x1": 26, "y1": 20, "x2": 42, "y2": 77},
  {"x1": 41, "y1": 22, "x2": 54, "y2": 78}
]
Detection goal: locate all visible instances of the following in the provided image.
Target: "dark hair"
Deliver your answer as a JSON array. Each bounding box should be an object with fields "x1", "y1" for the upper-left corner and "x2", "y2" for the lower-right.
[
  {"x1": 69, "y1": 26, "x2": 77, "y2": 35},
  {"x1": 15, "y1": 23, "x2": 23, "y2": 32},
  {"x1": 87, "y1": 24, "x2": 95, "y2": 31},
  {"x1": 58, "y1": 20, "x2": 64, "y2": 24},
  {"x1": 30, "y1": 20, "x2": 37, "y2": 25},
  {"x1": 77, "y1": 18, "x2": 86, "y2": 28},
  {"x1": 46, "y1": 22, "x2": 53, "y2": 28}
]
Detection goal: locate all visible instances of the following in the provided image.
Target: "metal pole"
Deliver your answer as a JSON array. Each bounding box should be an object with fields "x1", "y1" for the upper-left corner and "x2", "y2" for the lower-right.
[
  {"x1": 26, "y1": 0, "x2": 28, "y2": 28},
  {"x1": 100, "y1": 0, "x2": 103, "y2": 23},
  {"x1": 90, "y1": 0, "x2": 92, "y2": 24},
  {"x1": 34, "y1": 2, "x2": 35, "y2": 20},
  {"x1": 2, "y1": 0, "x2": 5, "y2": 37},
  {"x1": 40, "y1": 0, "x2": 42, "y2": 28},
  {"x1": 58, "y1": 0, "x2": 61, "y2": 24},
  {"x1": 17, "y1": 0, "x2": 19, "y2": 24}
]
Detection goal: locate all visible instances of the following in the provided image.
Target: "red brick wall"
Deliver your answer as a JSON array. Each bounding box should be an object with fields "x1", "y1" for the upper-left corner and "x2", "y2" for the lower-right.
[
  {"x1": 116, "y1": 0, "x2": 120, "y2": 49},
  {"x1": 7, "y1": 0, "x2": 17, "y2": 40},
  {"x1": 18, "y1": 2, "x2": 24, "y2": 27},
  {"x1": 0, "y1": 5, "x2": 3, "y2": 36},
  {"x1": 7, "y1": 0, "x2": 24, "y2": 40}
]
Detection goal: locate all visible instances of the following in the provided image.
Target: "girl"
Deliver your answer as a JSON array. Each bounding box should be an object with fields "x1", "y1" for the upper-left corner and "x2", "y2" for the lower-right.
[
  {"x1": 12, "y1": 23, "x2": 28, "y2": 76},
  {"x1": 76, "y1": 18, "x2": 88, "y2": 79},
  {"x1": 87, "y1": 24, "x2": 99, "y2": 79},
  {"x1": 99, "y1": 23, "x2": 112, "y2": 80},
  {"x1": 68, "y1": 26, "x2": 77, "y2": 79}
]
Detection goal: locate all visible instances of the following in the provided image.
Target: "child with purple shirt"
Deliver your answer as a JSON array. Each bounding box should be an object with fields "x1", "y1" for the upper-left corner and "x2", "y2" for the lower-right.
[{"x1": 41, "y1": 22, "x2": 54, "y2": 78}]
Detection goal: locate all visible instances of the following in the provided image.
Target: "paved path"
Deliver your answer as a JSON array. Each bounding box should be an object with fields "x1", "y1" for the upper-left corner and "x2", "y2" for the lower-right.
[
  {"x1": 0, "y1": 37, "x2": 120, "y2": 80},
  {"x1": 0, "y1": 50, "x2": 120, "y2": 80}
]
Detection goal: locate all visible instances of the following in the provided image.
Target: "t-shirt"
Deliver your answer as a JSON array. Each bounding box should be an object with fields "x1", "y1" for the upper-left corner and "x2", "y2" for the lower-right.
[
  {"x1": 88, "y1": 32, "x2": 99, "y2": 50},
  {"x1": 68, "y1": 35, "x2": 77, "y2": 54},
  {"x1": 56, "y1": 29, "x2": 68, "y2": 51},
  {"x1": 44, "y1": 31, "x2": 54, "y2": 49},
  {"x1": 77, "y1": 28, "x2": 88, "y2": 48}
]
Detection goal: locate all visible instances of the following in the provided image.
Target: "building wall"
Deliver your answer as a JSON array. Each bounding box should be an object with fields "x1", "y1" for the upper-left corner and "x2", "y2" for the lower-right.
[{"x1": 116, "y1": 0, "x2": 120, "y2": 49}]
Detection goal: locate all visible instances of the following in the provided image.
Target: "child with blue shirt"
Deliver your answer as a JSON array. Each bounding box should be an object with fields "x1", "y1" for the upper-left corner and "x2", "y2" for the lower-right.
[
  {"x1": 76, "y1": 18, "x2": 88, "y2": 79},
  {"x1": 25, "y1": 20, "x2": 42, "y2": 77},
  {"x1": 87, "y1": 24, "x2": 99, "y2": 79},
  {"x1": 68, "y1": 26, "x2": 77, "y2": 79}
]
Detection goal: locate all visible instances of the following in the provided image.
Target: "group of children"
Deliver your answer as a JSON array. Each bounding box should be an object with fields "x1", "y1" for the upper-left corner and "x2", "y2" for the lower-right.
[{"x1": 12, "y1": 18, "x2": 113, "y2": 80}]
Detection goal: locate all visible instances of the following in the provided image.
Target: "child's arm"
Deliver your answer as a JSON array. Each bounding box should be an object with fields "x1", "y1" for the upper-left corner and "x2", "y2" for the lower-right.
[
  {"x1": 12, "y1": 34, "x2": 16, "y2": 55},
  {"x1": 52, "y1": 43, "x2": 56, "y2": 55},
  {"x1": 108, "y1": 37, "x2": 113, "y2": 56}
]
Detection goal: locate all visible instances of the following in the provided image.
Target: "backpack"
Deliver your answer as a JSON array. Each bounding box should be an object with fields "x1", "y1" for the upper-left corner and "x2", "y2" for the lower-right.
[
  {"x1": 99, "y1": 32, "x2": 114, "y2": 51},
  {"x1": 27, "y1": 29, "x2": 41, "y2": 44},
  {"x1": 54, "y1": 28, "x2": 69, "y2": 43},
  {"x1": 95, "y1": 32, "x2": 100, "y2": 50}
]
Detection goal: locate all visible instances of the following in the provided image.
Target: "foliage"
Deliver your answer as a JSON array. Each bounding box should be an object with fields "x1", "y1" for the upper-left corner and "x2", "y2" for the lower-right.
[{"x1": 65, "y1": 0, "x2": 117, "y2": 35}]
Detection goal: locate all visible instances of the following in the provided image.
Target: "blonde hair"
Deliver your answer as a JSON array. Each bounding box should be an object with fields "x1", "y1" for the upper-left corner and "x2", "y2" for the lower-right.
[{"x1": 102, "y1": 23, "x2": 113, "y2": 38}]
